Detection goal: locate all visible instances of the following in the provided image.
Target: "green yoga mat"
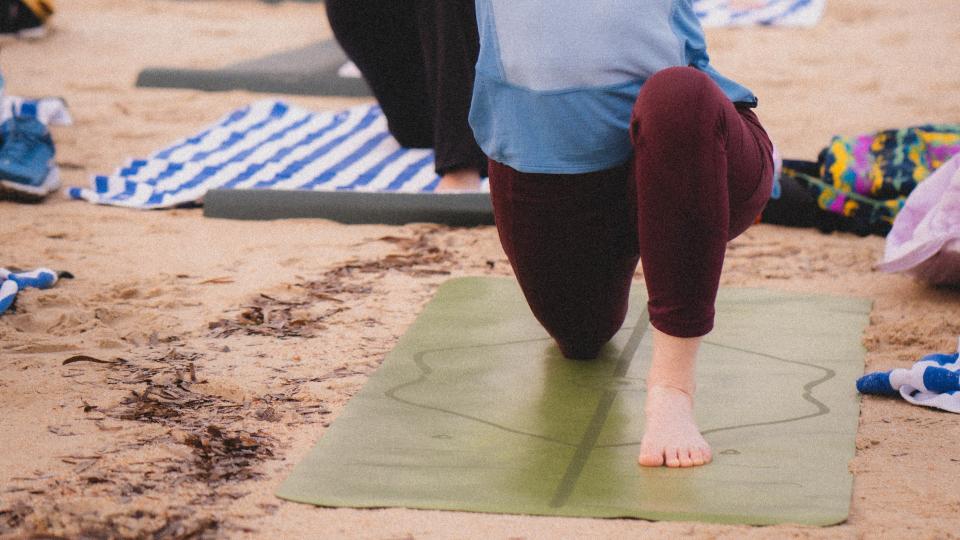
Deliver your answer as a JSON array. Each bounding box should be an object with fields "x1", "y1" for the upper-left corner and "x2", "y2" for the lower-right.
[{"x1": 277, "y1": 278, "x2": 870, "y2": 525}]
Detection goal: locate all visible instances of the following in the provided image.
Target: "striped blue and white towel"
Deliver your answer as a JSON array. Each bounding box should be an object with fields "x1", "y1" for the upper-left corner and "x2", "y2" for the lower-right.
[
  {"x1": 693, "y1": 0, "x2": 827, "y2": 27},
  {"x1": 857, "y1": 339, "x2": 960, "y2": 413},
  {"x1": 70, "y1": 101, "x2": 456, "y2": 209},
  {"x1": 0, "y1": 268, "x2": 60, "y2": 316}
]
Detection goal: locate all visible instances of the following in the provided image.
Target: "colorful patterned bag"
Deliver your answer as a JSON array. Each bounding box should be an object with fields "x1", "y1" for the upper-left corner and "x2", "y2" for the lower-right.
[{"x1": 786, "y1": 125, "x2": 960, "y2": 236}]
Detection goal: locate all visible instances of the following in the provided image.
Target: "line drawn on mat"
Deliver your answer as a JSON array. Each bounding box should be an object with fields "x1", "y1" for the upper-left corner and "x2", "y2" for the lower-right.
[
  {"x1": 549, "y1": 309, "x2": 649, "y2": 508},
  {"x1": 383, "y1": 315, "x2": 836, "y2": 508},
  {"x1": 385, "y1": 337, "x2": 579, "y2": 447},
  {"x1": 598, "y1": 342, "x2": 835, "y2": 447}
]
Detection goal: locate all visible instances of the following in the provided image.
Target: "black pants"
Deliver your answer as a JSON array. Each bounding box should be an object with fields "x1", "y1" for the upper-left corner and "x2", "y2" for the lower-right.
[{"x1": 325, "y1": 0, "x2": 486, "y2": 176}]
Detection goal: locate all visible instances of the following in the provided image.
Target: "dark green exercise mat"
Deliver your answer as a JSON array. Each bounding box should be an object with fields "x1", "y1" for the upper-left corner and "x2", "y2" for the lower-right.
[
  {"x1": 136, "y1": 40, "x2": 371, "y2": 97},
  {"x1": 277, "y1": 278, "x2": 870, "y2": 525}
]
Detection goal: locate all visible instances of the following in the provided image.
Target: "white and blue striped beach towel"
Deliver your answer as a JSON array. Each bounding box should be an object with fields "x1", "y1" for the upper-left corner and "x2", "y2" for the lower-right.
[
  {"x1": 70, "y1": 101, "x2": 448, "y2": 209},
  {"x1": 693, "y1": 0, "x2": 827, "y2": 27},
  {"x1": 857, "y1": 339, "x2": 960, "y2": 413},
  {"x1": 0, "y1": 268, "x2": 60, "y2": 316}
]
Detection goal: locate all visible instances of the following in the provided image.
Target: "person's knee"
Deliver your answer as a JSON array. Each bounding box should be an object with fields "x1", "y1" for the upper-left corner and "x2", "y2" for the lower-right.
[
  {"x1": 555, "y1": 332, "x2": 609, "y2": 360},
  {"x1": 557, "y1": 341, "x2": 604, "y2": 361},
  {"x1": 548, "y1": 311, "x2": 627, "y2": 361},
  {"x1": 631, "y1": 67, "x2": 723, "y2": 149},
  {"x1": 647, "y1": 66, "x2": 712, "y2": 92},
  {"x1": 643, "y1": 67, "x2": 715, "y2": 109}
]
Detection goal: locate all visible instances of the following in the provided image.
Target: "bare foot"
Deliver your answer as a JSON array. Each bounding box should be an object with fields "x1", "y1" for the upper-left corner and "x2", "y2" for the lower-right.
[
  {"x1": 638, "y1": 385, "x2": 712, "y2": 467},
  {"x1": 435, "y1": 168, "x2": 482, "y2": 192}
]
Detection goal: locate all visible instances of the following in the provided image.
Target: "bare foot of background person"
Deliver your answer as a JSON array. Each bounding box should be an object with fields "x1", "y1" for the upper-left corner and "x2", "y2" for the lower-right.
[
  {"x1": 638, "y1": 328, "x2": 712, "y2": 467},
  {"x1": 435, "y1": 168, "x2": 482, "y2": 192}
]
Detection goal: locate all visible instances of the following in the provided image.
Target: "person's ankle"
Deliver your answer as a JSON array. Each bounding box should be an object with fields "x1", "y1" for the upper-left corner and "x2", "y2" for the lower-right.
[
  {"x1": 646, "y1": 382, "x2": 694, "y2": 399},
  {"x1": 644, "y1": 384, "x2": 695, "y2": 418},
  {"x1": 436, "y1": 168, "x2": 482, "y2": 192},
  {"x1": 646, "y1": 327, "x2": 700, "y2": 396}
]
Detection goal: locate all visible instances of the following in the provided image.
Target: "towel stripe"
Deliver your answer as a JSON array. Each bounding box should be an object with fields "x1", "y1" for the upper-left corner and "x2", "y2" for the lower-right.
[
  {"x1": 70, "y1": 101, "x2": 446, "y2": 209},
  {"x1": 693, "y1": 0, "x2": 826, "y2": 27}
]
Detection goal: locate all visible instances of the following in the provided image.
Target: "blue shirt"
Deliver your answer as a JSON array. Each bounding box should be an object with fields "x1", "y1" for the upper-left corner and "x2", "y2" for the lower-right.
[{"x1": 469, "y1": 0, "x2": 757, "y2": 174}]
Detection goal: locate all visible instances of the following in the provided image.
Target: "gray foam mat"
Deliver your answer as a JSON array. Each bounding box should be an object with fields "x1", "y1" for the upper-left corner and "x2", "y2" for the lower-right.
[
  {"x1": 202, "y1": 189, "x2": 494, "y2": 226},
  {"x1": 136, "y1": 40, "x2": 371, "y2": 97}
]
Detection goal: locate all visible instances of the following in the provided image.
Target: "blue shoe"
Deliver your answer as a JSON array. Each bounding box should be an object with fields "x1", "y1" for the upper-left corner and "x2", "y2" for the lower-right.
[{"x1": 0, "y1": 115, "x2": 58, "y2": 201}]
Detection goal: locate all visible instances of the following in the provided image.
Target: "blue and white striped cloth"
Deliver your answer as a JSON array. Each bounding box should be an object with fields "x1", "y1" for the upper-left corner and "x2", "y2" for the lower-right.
[
  {"x1": 857, "y1": 339, "x2": 960, "y2": 413},
  {"x1": 693, "y1": 0, "x2": 827, "y2": 27},
  {"x1": 0, "y1": 268, "x2": 59, "y2": 315},
  {"x1": 70, "y1": 101, "x2": 449, "y2": 209}
]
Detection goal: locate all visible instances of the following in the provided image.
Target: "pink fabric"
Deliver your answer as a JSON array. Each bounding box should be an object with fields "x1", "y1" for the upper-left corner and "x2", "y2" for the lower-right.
[{"x1": 879, "y1": 154, "x2": 960, "y2": 285}]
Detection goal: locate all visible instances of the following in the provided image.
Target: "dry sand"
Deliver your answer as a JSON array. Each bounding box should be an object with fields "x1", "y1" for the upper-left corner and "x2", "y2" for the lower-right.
[{"x1": 1, "y1": 0, "x2": 960, "y2": 538}]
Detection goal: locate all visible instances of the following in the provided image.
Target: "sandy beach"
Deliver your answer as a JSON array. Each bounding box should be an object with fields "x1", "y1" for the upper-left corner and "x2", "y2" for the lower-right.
[{"x1": 2, "y1": 0, "x2": 960, "y2": 537}]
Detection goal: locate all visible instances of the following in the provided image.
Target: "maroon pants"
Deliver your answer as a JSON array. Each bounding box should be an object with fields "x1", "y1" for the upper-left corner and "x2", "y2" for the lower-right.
[{"x1": 490, "y1": 67, "x2": 774, "y2": 359}]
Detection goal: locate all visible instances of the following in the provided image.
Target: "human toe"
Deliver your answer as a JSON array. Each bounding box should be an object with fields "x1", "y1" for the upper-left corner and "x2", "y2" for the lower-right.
[
  {"x1": 638, "y1": 450, "x2": 663, "y2": 467},
  {"x1": 664, "y1": 447, "x2": 682, "y2": 468}
]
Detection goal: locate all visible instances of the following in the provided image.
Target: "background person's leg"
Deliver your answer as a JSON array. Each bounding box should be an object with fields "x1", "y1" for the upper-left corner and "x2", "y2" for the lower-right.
[
  {"x1": 488, "y1": 159, "x2": 640, "y2": 360},
  {"x1": 325, "y1": 1, "x2": 433, "y2": 148},
  {"x1": 416, "y1": 0, "x2": 487, "y2": 177},
  {"x1": 326, "y1": 1, "x2": 485, "y2": 182}
]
